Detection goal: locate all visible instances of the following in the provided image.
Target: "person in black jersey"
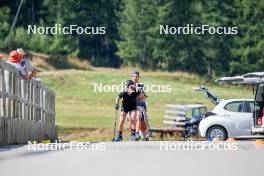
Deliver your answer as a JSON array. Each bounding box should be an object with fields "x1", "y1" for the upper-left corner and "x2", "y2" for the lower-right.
[
  {"x1": 129, "y1": 71, "x2": 148, "y2": 141},
  {"x1": 113, "y1": 80, "x2": 141, "y2": 141},
  {"x1": 128, "y1": 71, "x2": 143, "y2": 140}
]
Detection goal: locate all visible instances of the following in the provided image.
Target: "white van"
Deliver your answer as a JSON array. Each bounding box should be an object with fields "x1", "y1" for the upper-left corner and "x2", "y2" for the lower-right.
[
  {"x1": 216, "y1": 72, "x2": 264, "y2": 135},
  {"x1": 252, "y1": 83, "x2": 264, "y2": 134}
]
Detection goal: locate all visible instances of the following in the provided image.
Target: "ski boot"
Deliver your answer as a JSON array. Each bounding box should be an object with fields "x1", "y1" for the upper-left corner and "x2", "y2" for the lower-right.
[{"x1": 113, "y1": 134, "x2": 123, "y2": 142}]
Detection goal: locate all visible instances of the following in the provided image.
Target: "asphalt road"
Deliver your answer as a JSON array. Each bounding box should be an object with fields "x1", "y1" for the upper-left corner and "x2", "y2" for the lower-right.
[{"x1": 1, "y1": 141, "x2": 264, "y2": 176}]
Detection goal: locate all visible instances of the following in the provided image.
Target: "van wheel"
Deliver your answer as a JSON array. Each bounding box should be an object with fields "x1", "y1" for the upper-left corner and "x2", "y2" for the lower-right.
[{"x1": 206, "y1": 126, "x2": 227, "y2": 141}]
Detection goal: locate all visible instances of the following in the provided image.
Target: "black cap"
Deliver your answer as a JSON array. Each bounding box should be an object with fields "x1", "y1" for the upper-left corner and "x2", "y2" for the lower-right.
[{"x1": 126, "y1": 80, "x2": 134, "y2": 88}]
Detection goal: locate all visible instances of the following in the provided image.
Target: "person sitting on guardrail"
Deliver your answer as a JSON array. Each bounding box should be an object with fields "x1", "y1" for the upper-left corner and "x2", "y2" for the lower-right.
[
  {"x1": 21, "y1": 53, "x2": 41, "y2": 82},
  {"x1": 8, "y1": 48, "x2": 34, "y2": 80}
]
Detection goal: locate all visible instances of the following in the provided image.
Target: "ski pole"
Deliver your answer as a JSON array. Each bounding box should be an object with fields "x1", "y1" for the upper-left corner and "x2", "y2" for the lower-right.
[{"x1": 112, "y1": 109, "x2": 118, "y2": 141}]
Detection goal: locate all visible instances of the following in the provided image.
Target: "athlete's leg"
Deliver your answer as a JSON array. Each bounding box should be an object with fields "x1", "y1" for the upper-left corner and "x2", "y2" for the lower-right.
[
  {"x1": 118, "y1": 111, "x2": 127, "y2": 133},
  {"x1": 140, "y1": 121, "x2": 147, "y2": 140},
  {"x1": 113, "y1": 111, "x2": 127, "y2": 141},
  {"x1": 136, "y1": 110, "x2": 141, "y2": 133},
  {"x1": 130, "y1": 110, "x2": 137, "y2": 132},
  {"x1": 133, "y1": 109, "x2": 142, "y2": 141},
  {"x1": 128, "y1": 110, "x2": 138, "y2": 141},
  {"x1": 127, "y1": 112, "x2": 132, "y2": 132}
]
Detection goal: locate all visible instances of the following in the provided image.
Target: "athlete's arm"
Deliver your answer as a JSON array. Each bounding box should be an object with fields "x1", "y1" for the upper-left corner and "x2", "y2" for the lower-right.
[
  {"x1": 115, "y1": 96, "x2": 120, "y2": 110},
  {"x1": 116, "y1": 96, "x2": 120, "y2": 105},
  {"x1": 115, "y1": 91, "x2": 124, "y2": 110}
]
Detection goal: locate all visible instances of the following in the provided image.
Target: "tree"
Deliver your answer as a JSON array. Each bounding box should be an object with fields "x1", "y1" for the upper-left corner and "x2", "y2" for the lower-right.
[
  {"x1": 230, "y1": 0, "x2": 264, "y2": 74},
  {"x1": 117, "y1": 0, "x2": 158, "y2": 68}
]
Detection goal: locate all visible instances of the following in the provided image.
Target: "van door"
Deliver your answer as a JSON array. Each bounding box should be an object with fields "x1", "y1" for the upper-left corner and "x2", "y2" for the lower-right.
[
  {"x1": 244, "y1": 101, "x2": 255, "y2": 129},
  {"x1": 224, "y1": 101, "x2": 252, "y2": 136}
]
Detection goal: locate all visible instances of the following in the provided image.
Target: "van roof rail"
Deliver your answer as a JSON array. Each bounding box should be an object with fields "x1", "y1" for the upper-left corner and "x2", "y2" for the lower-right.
[{"x1": 215, "y1": 72, "x2": 264, "y2": 85}]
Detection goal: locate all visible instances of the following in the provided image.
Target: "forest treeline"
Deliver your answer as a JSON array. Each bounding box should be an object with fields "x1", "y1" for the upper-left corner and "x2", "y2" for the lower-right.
[{"x1": 0, "y1": 0, "x2": 263, "y2": 78}]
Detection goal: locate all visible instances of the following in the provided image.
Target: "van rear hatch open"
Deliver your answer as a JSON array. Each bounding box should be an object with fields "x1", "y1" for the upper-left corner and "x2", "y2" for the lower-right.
[
  {"x1": 215, "y1": 72, "x2": 264, "y2": 135},
  {"x1": 252, "y1": 84, "x2": 264, "y2": 134}
]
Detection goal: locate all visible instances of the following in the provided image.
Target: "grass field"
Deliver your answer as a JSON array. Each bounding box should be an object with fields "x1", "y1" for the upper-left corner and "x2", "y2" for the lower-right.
[{"x1": 38, "y1": 67, "x2": 254, "y2": 141}]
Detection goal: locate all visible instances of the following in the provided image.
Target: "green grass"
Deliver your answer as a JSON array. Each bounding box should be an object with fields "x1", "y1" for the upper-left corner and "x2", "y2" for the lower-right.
[{"x1": 38, "y1": 68, "x2": 254, "y2": 141}]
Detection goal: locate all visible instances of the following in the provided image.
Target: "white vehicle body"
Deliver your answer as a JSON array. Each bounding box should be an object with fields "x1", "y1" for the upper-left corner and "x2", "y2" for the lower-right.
[
  {"x1": 199, "y1": 99, "x2": 256, "y2": 139},
  {"x1": 215, "y1": 72, "x2": 264, "y2": 135}
]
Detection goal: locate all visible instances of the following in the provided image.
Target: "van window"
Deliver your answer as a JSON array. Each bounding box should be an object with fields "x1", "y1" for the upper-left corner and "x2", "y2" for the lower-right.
[
  {"x1": 244, "y1": 101, "x2": 254, "y2": 113},
  {"x1": 256, "y1": 84, "x2": 264, "y2": 102},
  {"x1": 224, "y1": 101, "x2": 243, "y2": 112},
  {"x1": 199, "y1": 107, "x2": 207, "y2": 115},
  {"x1": 186, "y1": 110, "x2": 192, "y2": 119},
  {"x1": 192, "y1": 108, "x2": 200, "y2": 118}
]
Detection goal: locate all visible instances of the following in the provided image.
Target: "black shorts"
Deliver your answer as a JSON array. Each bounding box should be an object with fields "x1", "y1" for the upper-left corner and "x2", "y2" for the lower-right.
[{"x1": 121, "y1": 104, "x2": 137, "y2": 113}]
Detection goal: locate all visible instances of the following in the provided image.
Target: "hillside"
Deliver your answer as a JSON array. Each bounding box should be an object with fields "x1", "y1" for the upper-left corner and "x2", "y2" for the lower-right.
[
  {"x1": 37, "y1": 67, "x2": 253, "y2": 141},
  {"x1": 1, "y1": 51, "x2": 254, "y2": 141}
]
